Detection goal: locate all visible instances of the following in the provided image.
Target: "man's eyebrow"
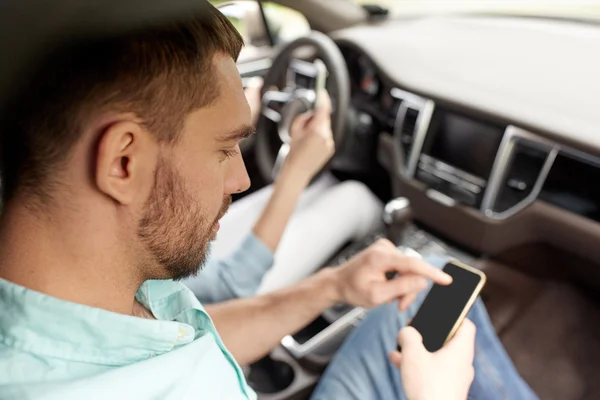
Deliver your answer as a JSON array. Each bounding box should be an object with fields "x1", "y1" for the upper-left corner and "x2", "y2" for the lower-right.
[{"x1": 218, "y1": 125, "x2": 256, "y2": 142}]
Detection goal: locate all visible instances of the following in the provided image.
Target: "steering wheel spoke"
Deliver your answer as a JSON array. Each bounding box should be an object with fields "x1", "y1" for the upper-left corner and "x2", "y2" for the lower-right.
[
  {"x1": 271, "y1": 143, "x2": 290, "y2": 180},
  {"x1": 255, "y1": 31, "x2": 350, "y2": 183},
  {"x1": 262, "y1": 90, "x2": 292, "y2": 123}
]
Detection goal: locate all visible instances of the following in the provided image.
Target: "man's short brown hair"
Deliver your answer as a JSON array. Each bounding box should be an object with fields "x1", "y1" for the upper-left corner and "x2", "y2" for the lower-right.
[{"x1": 0, "y1": 2, "x2": 243, "y2": 204}]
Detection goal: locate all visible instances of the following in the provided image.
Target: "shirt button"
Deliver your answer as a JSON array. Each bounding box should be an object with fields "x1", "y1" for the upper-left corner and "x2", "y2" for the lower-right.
[{"x1": 177, "y1": 326, "x2": 194, "y2": 341}]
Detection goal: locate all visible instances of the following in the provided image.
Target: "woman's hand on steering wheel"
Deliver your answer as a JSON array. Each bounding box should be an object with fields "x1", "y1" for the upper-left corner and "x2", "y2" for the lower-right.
[
  {"x1": 250, "y1": 90, "x2": 334, "y2": 254},
  {"x1": 278, "y1": 91, "x2": 335, "y2": 186},
  {"x1": 254, "y1": 31, "x2": 350, "y2": 182},
  {"x1": 245, "y1": 77, "x2": 333, "y2": 186}
]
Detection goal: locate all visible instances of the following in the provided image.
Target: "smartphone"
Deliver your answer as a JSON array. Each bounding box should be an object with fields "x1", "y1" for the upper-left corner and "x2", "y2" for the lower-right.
[
  {"x1": 312, "y1": 59, "x2": 327, "y2": 109},
  {"x1": 399, "y1": 260, "x2": 486, "y2": 353}
]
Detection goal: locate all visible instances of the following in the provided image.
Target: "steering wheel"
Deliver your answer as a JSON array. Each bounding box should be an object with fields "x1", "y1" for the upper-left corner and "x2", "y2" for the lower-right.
[{"x1": 255, "y1": 31, "x2": 351, "y2": 182}]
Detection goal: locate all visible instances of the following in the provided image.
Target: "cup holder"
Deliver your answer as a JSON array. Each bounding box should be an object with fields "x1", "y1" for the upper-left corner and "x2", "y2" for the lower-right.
[{"x1": 246, "y1": 356, "x2": 295, "y2": 394}]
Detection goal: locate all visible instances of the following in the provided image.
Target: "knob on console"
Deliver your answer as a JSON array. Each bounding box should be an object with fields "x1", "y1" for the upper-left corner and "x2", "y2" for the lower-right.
[{"x1": 383, "y1": 197, "x2": 412, "y2": 245}]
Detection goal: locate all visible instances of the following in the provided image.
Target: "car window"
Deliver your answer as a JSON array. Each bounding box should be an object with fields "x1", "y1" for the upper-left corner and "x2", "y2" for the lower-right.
[{"x1": 211, "y1": 1, "x2": 310, "y2": 58}]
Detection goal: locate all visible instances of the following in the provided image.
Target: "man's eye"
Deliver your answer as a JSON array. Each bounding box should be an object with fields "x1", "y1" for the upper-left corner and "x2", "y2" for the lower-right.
[{"x1": 221, "y1": 148, "x2": 239, "y2": 160}]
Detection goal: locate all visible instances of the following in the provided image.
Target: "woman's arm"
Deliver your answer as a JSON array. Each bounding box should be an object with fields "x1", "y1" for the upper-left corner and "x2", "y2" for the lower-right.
[
  {"x1": 250, "y1": 163, "x2": 311, "y2": 253},
  {"x1": 251, "y1": 91, "x2": 334, "y2": 252}
]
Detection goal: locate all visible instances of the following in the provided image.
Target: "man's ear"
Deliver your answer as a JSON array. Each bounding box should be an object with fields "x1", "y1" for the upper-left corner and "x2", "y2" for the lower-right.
[{"x1": 95, "y1": 121, "x2": 158, "y2": 205}]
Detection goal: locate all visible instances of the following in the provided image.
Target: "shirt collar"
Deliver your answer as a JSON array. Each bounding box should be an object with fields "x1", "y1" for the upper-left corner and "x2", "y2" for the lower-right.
[{"x1": 0, "y1": 277, "x2": 207, "y2": 366}]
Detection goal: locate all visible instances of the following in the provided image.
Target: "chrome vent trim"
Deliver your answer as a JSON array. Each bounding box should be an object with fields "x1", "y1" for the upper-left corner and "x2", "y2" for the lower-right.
[
  {"x1": 391, "y1": 88, "x2": 434, "y2": 178},
  {"x1": 482, "y1": 126, "x2": 558, "y2": 220}
]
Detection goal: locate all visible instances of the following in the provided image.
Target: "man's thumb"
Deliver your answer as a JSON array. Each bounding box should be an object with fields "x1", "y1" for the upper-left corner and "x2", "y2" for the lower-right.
[
  {"x1": 398, "y1": 326, "x2": 425, "y2": 354},
  {"x1": 443, "y1": 319, "x2": 476, "y2": 358}
]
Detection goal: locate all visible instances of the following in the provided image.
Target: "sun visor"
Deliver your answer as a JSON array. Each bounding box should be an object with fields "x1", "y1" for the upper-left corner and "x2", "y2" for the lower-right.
[{"x1": 0, "y1": 0, "x2": 214, "y2": 115}]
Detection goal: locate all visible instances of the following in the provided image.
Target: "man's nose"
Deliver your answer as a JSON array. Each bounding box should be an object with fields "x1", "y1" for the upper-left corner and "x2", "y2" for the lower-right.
[{"x1": 225, "y1": 150, "x2": 251, "y2": 195}]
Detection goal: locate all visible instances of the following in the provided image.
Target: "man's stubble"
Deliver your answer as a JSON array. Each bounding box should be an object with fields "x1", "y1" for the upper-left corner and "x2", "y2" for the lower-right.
[{"x1": 137, "y1": 154, "x2": 231, "y2": 281}]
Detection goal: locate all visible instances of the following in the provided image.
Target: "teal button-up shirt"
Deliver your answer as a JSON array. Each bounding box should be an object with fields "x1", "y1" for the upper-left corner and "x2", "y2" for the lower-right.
[{"x1": 0, "y1": 276, "x2": 256, "y2": 399}]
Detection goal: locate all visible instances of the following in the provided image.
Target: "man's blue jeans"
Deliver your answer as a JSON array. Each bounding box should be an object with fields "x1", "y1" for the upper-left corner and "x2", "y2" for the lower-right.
[{"x1": 311, "y1": 256, "x2": 538, "y2": 400}]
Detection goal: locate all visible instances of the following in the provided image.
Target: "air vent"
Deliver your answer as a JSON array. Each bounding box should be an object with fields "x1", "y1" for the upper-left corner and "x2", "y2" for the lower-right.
[
  {"x1": 539, "y1": 153, "x2": 600, "y2": 222},
  {"x1": 387, "y1": 98, "x2": 402, "y2": 128},
  {"x1": 397, "y1": 106, "x2": 420, "y2": 166},
  {"x1": 390, "y1": 88, "x2": 430, "y2": 176},
  {"x1": 492, "y1": 140, "x2": 549, "y2": 213}
]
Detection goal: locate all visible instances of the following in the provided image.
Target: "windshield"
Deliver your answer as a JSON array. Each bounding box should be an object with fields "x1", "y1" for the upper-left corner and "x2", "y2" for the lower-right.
[{"x1": 353, "y1": 0, "x2": 600, "y2": 22}]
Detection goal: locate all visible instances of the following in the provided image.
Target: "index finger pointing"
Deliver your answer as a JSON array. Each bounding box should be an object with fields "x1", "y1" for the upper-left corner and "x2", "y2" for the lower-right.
[{"x1": 384, "y1": 254, "x2": 452, "y2": 285}]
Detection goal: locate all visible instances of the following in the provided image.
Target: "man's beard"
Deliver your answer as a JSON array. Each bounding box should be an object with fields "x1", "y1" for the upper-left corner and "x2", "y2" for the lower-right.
[{"x1": 137, "y1": 155, "x2": 231, "y2": 281}]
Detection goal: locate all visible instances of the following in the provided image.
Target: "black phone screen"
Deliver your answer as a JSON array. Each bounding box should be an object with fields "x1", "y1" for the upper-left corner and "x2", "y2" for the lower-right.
[{"x1": 409, "y1": 262, "x2": 483, "y2": 352}]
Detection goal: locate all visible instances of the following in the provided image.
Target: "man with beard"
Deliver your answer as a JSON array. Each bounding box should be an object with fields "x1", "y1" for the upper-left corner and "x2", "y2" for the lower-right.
[
  {"x1": 183, "y1": 79, "x2": 383, "y2": 302},
  {"x1": 0, "y1": 2, "x2": 537, "y2": 400}
]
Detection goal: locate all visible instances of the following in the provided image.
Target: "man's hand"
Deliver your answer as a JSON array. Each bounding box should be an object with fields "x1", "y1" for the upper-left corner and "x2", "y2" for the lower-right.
[
  {"x1": 206, "y1": 238, "x2": 450, "y2": 366},
  {"x1": 282, "y1": 91, "x2": 335, "y2": 184},
  {"x1": 333, "y1": 239, "x2": 452, "y2": 310},
  {"x1": 390, "y1": 320, "x2": 477, "y2": 400}
]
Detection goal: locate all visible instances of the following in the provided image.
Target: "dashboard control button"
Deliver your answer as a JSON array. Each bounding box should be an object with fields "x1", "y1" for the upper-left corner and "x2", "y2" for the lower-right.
[
  {"x1": 449, "y1": 185, "x2": 477, "y2": 207},
  {"x1": 507, "y1": 178, "x2": 528, "y2": 191},
  {"x1": 416, "y1": 169, "x2": 442, "y2": 188},
  {"x1": 426, "y1": 189, "x2": 456, "y2": 207}
]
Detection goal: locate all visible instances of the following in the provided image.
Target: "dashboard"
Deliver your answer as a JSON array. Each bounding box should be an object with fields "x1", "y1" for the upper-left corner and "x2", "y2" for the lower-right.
[{"x1": 331, "y1": 17, "x2": 600, "y2": 278}]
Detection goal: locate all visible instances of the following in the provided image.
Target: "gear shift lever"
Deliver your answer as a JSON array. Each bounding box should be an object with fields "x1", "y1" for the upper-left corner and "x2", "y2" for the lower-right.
[{"x1": 383, "y1": 197, "x2": 412, "y2": 245}]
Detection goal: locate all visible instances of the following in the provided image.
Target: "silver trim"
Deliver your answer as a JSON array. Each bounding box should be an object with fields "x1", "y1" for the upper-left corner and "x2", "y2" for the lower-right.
[
  {"x1": 391, "y1": 88, "x2": 435, "y2": 178},
  {"x1": 261, "y1": 90, "x2": 292, "y2": 123},
  {"x1": 482, "y1": 125, "x2": 558, "y2": 220},
  {"x1": 383, "y1": 197, "x2": 411, "y2": 225},
  {"x1": 419, "y1": 154, "x2": 487, "y2": 188},
  {"x1": 407, "y1": 100, "x2": 435, "y2": 178},
  {"x1": 286, "y1": 58, "x2": 320, "y2": 89},
  {"x1": 479, "y1": 128, "x2": 518, "y2": 211},
  {"x1": 281, "y1": 307, "x2": 367, "y2": 359},
  {"x1": 418, "y1": 162, "x2": 482, "y2": 194},
  {"x1": 485, "y1": 146, "x2": 558, "y2": 220},
  {"x1": 426, "y1": 189, "x2": 457, "y2": 207},
  {"x1": 271, "y1": 143, "x2": 290, "y2": 181},
  {"x1": 391, "y1": 87, "x2": 427, "y2": 107},
  {"x1": 561, "y1": 146, "x2": 600, "y2": 169},
  {"x1": 393, "y1": 104, "x2": 410, "y2": 167}
]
